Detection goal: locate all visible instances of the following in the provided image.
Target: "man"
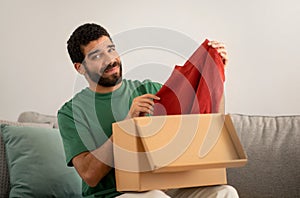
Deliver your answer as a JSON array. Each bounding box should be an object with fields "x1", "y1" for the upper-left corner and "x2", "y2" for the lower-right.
[{"x1": 58, "y1": 23, "x2": 238, "y2": 198}]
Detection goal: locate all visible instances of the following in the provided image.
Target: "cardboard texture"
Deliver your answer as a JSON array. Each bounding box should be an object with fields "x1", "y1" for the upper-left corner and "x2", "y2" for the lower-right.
[{"x1": 112, "y1": 114, "x2": 247, "y2": 191}]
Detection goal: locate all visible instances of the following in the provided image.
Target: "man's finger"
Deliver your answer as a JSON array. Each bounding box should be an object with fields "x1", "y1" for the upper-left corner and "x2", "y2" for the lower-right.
[
  {"x1": 217, "y1": 49, "x2": 227, "y2": 56},
  {"x1": 136, "y1": 98, "x2": 155, "y2": 106},
  {"x1": 208, "y1": 41, "x2": 226, "y2": 49},
  {"x1": 141, "y1": 94, "x2": 160, "y2": 100},
  {"x1": 137, "y1": 102, "x2": 154, "y2": 110}
]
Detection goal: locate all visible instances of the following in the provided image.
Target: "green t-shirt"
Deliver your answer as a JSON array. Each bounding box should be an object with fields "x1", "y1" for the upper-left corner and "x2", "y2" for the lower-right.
[{"x1": 57, "y1": 79, "x2": 162, "y2": 198}]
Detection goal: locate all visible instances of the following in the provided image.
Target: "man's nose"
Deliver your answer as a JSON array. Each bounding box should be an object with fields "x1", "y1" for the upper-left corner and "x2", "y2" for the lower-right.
[{"x1": 103, "y1": 52, "x2": 117, "y2": 66}]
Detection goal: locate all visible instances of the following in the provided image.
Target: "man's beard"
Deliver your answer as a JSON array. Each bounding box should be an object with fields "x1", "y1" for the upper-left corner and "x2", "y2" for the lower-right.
[{"x1": 84, "y1": 61, "x2": 122, "y2": 87}]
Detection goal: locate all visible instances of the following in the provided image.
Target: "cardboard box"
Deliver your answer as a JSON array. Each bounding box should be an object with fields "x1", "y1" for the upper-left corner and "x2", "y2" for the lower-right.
[{"x1": 112, "y1": 113, "x2": 247, "y2": 191}]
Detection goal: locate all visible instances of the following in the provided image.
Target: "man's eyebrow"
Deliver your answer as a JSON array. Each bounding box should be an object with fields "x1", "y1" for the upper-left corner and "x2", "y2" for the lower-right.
[{"x1": 107, "y1": 44, "x2": 115, "y2": 48}]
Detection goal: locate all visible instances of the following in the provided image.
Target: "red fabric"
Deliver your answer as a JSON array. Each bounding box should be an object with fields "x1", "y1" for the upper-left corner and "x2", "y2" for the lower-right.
[{"x1": 153, "y1": 39, "x2": 225, "y2": 115}]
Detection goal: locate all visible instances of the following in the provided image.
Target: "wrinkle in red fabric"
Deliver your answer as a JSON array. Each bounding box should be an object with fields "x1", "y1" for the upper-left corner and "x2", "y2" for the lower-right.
[{"x1": 153, "y1": 39, "x2": 225, "y2": 115}]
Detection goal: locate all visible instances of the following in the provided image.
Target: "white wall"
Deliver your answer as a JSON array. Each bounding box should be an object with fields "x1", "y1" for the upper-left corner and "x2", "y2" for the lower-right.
[{"x1": 1, "y1": 0, "x2": 299, "y2": 121}]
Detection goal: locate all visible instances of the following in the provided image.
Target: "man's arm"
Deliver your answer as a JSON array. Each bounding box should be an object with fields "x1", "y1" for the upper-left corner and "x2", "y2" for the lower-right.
[
  {"x1": 71, "y1": 94, "x2": 159, "y2": 187},
  {"x1": 72, "y1": 136, "x2": 114, "y2": 187}
]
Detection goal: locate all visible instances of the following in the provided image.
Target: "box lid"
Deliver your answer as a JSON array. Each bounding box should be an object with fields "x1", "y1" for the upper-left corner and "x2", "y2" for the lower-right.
[{"x1": 133, "y1": 114, "x2": 247, "y2": 172}]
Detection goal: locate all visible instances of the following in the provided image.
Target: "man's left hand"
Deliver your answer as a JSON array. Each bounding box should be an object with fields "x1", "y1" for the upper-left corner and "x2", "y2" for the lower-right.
[{"x1": 208, "y1": 41, "x2": 228, "y2": 67}]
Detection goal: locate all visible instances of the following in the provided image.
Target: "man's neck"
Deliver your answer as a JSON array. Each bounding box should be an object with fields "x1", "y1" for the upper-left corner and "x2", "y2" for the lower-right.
[{"x1": 89, "y1": 81, "x2": 123, "y2": 94}]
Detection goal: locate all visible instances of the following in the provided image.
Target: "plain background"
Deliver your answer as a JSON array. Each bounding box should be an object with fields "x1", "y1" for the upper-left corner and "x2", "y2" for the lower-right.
[{"x1": 0, "y1": 0, "x2": 299, "y2": 121}]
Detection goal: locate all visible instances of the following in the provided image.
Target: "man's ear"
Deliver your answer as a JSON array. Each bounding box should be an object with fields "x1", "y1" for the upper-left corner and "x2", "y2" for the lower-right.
[{"x1": 74, "y1": 63, "x2": 86, "y2": 75}]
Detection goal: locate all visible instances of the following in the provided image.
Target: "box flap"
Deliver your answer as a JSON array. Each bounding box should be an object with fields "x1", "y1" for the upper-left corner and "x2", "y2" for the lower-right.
[{"x1": 134, "y1": 114, "x2": 247, "y2": 172}]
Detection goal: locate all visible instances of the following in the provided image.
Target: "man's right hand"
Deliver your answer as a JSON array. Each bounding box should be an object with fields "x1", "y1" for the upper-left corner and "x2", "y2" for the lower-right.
[{"x1": 127, "y1": 94, "x2": 160, "y2": 118}]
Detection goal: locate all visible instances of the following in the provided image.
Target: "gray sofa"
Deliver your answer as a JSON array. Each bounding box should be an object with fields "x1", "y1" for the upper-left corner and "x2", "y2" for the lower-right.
[
  {"x1": 0, "y1": 112, "x2": 82, "y2": 198},
  {"x1": 227, "y1": 114, "x2": 300, "y2": 198},
  {"x1": 1, "y1": 112, "x2": 299, "y2": 197}
]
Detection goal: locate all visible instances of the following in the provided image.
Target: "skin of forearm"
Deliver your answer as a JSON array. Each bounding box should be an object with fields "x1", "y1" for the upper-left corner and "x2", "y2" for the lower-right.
[{"x1": 74, "y1": 136, "x2": 114, "y2": 187}]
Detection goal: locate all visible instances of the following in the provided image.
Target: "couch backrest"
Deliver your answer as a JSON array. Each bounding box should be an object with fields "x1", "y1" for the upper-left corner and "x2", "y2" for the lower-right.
[
  {"x1": 228, "y1": 114, "x2": 300, "y2": 198},
  {"x1": 18, "y1": 111, "x2": 58, "y2": 128}
]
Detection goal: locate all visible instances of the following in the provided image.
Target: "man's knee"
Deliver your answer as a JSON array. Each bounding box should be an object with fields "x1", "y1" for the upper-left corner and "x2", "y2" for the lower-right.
[
  {"x1": 216, "y1": 185, "x2": 239, "y2": 198},
  {"x1": 148, "y1": 190, "x2": 171, "y2": 198},
  {"x1": 117, "y1": 190, "x2": 170, "y2": 198}
]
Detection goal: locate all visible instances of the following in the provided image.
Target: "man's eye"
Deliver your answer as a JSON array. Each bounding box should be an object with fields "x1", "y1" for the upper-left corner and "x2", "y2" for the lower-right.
[
  {"x1": 108, "y1": 47, "x2": 116, "y2": 53},
  {"x1": 92, "y1": 54, "x2": 101, "y2": 60}
]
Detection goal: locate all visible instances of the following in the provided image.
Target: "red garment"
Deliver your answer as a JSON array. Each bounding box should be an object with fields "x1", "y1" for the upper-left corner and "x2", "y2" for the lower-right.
[{"x1": 153, "y1": 39, "x2": 225, "y2": 115}]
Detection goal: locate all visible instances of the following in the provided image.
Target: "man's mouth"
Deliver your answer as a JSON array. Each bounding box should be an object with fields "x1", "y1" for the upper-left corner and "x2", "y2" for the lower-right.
[
  {"x1": 103, "y1": 63, "x2": 119, "y2": 74},
  {"x1": 105, "y1": 66, "x2": 118, "y2": 73}
]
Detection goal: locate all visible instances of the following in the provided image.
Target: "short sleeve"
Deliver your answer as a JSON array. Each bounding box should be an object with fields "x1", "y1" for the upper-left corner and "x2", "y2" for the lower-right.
[{"x1": 57, "y1": 105, "x2": 89, "y2": 166}]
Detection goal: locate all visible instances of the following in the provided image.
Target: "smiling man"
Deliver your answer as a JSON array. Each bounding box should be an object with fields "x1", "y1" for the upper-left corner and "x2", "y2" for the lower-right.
[
  {"x1": 80, "y1": 37, "x2": 122, "y2": 89},
  {"x1": 57, "y1": 23, "x2": 239, "y2": 198}
]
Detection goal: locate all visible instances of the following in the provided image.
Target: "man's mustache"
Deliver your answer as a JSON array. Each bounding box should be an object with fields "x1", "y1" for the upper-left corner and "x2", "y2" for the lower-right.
[{"x1": 100, "y1": 61, "x2": 120, "y2": 74}]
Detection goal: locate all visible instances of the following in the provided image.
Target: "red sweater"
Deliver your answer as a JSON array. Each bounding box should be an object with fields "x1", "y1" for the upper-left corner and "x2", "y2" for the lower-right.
[{"x1": 153, "y1": 39, "x2": 225, "y2": 115}]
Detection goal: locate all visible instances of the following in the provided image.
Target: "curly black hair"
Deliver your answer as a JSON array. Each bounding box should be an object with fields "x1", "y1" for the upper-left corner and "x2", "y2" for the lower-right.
[{"x1": 67, "y1": 23, "x2": 111, "y2": 64}]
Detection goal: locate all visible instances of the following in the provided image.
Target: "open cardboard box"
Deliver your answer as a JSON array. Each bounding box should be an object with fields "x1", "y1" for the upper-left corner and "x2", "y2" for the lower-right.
[{"x1": 112, "y1": 113, "x2": 247, "y2": 191}]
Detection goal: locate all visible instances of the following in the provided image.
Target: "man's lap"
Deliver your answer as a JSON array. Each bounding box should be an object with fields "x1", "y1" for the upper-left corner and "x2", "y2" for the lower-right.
[{"x1": 116, "y1": 185, "x2": 239, "y2": 198}]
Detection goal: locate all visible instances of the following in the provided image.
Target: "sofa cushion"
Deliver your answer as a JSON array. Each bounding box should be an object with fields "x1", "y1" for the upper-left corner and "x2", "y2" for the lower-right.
[
  {"x1": 227, "y1": 114, "x2": 300, "y2": 198},
  {"x1": 1, "y1": 124, "x2": 82, "y2": 197},
  {"x1": 0, "y1": 120, "x2": 52, "y2": 198}
]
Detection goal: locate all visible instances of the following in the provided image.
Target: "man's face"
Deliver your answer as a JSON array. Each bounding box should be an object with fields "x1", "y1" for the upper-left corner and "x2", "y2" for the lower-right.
[{"x1": 82, "y1": 36, "x2": 122, "y2": 87}]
